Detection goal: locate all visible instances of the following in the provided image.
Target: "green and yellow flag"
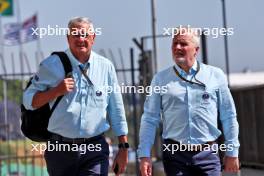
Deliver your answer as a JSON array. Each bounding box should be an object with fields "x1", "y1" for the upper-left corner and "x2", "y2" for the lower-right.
[{"x1": 0, "y1": 0, "x2": 13, "y2": 16}]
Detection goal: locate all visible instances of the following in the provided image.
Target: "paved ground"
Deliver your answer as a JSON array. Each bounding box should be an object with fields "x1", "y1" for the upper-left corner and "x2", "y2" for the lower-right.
[{"x1": 223, "y1": 168, "x2": 264, "y2": 176}]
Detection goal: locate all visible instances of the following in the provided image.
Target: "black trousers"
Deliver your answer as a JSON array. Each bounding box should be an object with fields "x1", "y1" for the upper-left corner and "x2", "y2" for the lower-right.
[{"x1": 44, "y1": 136, "x2": 109, "y2": 176}]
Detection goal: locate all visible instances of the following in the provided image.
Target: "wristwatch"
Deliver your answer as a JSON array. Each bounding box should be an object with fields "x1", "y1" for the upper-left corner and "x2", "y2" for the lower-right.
[{"x1": 118, "y1": 142, "x2": 129, "y2": 149}]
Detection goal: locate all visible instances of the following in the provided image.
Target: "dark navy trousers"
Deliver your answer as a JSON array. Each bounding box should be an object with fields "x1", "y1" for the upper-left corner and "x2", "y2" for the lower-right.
[
  {"x1": 162, "y1": 140, "x2": 221, "y2": 176},
  {"x1": 44, "y1": 136, "x2": 109, "y2": 176}
]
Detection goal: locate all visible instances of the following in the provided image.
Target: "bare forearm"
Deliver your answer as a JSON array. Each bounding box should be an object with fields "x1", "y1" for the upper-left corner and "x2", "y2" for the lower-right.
[
  {"x1": 32, "y1": 87, "x2": 60, "y2": 109},
  {"x1": 118, "y1": 135, "x2": 128, "y2": 143},
  {"x1": 114, "y1": 135, "x2": 129, "y2": 174}
]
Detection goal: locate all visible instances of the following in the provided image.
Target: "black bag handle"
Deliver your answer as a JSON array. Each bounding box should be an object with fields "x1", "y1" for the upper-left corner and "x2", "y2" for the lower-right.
[{"x1": 50, "y1": 52, "x2": 73, "y2": 113}]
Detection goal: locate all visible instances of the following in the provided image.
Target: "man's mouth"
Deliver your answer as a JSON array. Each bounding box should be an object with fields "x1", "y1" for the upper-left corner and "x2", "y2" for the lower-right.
[
  {"x1": 175, "y1": 52, "x2": 184, "y2": 57},
  {"x1": 77, "y1": 43, "x2": 85, "y2": 47}
]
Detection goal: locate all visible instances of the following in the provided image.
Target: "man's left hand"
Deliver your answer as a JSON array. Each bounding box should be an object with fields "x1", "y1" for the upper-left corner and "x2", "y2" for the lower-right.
[
  {"x1": 112, "y1": 149, "x2": 128, "y2": 176},
  {"x1": 224, "y1": 156, "x2": 240, "y2": 173}
]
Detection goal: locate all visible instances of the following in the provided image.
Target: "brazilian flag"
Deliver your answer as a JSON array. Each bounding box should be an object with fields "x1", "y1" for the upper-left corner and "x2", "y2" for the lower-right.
[{"x1": 0, "y1": 0, "x2": 13, "y2": 16}]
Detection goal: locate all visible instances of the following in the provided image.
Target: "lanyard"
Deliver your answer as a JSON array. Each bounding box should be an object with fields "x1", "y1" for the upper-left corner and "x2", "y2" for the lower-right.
[
  {"x1": 78, "y1": 65, "x2": 93, "y2": 86},
  {"x1": 173, "y1": 62, "x2": 206, "y2": 88}
]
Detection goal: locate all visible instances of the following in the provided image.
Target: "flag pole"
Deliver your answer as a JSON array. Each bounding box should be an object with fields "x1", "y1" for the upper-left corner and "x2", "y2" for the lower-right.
[
  {"x1": 0, "y1": 13, "x2": 4, "y2": 57},
  {"x1": 0, "y1": 8, "x2": 10, "y2": 174},
  {"x1": 15, "y1": 0, "x2": 25, "y2": 88},
  {"x1": 35, "y1": 12, "x2": 42, "y2": 67},
  {"x1": 0, "y1": 7, "x2": 8, "y2": 144},
  {"x1": 15, "y1": 2, "x2": 28, "y2": 175}
]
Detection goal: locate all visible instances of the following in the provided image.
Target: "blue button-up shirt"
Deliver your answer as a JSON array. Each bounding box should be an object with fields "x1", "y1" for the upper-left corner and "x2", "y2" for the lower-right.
[
  {"x1": 23, "y1": 49, "x2": 128, "y2": 138},
  {"x1": 138, "y1": 60, "x2": 239, "y2": 157}
]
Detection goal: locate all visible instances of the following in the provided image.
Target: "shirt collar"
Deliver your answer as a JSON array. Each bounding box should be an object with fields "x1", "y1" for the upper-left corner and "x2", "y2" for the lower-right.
[
  {"x1": 65, "y1": 49, "x2": 94, "y2": 69},
  {"x1": 191, "y1": 60, "x2": 198, "y2": 72},
  {"x1": 174, "y1": 60, "x2": 198, "y2": 76}
]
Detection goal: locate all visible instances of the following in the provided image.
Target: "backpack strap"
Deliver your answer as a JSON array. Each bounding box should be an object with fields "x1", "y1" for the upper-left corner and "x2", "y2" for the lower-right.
[
  {"x1": 50, "y1": 51, "x2": 73, "y2": 113},
  {"x1": 51, "y1": 51, "x2": 72, "y2": 77}
]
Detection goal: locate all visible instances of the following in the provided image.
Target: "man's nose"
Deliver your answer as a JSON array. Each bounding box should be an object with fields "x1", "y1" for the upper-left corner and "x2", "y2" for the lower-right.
[
  {"x1": 175, "y1": 43, "x2": 182, "y2": 49},
  {"x1": 77, "y1": 36, "x2": 86, "y2": 41}
]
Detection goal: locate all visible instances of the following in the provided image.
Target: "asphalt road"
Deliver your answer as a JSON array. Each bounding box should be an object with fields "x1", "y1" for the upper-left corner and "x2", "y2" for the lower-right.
[{"x1": 223, "y1": 168, "x2": 264, "y2": 176}]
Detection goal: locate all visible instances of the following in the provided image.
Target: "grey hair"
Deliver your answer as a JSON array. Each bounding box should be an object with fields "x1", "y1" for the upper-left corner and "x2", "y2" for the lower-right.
[
  {"x1": 173, "y1": 26, "x2": 200, "y2": 47},
  {"x1": 68, "y1": 17, "x2": 94, "y2": 30}
]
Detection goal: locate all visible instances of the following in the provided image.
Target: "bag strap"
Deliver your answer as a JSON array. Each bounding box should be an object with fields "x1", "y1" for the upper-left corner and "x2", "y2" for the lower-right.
[
  {"x1": 50, "y1": 52, "x2": 73, "y2": 113},
  {"x1": 51, "y1": 52, "x2": 72, "y2": 77}
]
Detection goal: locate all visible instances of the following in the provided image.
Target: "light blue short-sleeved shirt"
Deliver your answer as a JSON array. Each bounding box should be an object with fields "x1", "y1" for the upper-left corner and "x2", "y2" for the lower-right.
[
  {"x1": 23, "y1": 49, "x2": 128, "y2": 138},
  {"x1": 138, "y1": 60, "x2": 240, "y2": 157}
]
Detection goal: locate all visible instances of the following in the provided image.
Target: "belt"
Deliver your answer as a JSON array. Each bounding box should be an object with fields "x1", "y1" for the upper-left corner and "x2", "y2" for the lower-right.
[
  {"x1": 164, "y1": 139, "x2": 216, "y2": 152},
  {"x1": 50, "y1": 133, "x2": 104, "y2": 144}
]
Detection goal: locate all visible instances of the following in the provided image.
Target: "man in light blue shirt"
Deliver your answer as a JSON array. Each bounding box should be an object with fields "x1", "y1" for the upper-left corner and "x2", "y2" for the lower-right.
[
  {"x1": 23, "y1": 17, "x2": 129, "y2": 176},
  {"x1": 138, "y1": 27, "x2": 240, "y2": 176}
]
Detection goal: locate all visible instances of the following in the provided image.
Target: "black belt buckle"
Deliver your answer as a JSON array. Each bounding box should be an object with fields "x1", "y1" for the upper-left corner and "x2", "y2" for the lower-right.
[{"x1": 72, "y1": 138, "x2": 87, "y2": 144}]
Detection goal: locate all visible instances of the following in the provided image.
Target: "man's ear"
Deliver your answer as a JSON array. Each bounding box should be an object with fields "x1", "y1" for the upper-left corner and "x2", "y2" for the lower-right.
[
  {"x1": 91, "y1": 33, "x2": 96, "y2": 44},
  {"x1": 196, "y1": 46, "x2": 200, "y2": 52},
  {"x1": 194, "y1": 46, "x2": 200, "y2": 57}
]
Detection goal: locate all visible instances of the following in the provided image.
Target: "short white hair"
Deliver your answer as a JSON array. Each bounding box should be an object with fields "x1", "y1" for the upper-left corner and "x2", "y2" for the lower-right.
[
  {"x1": 68, "y1": 17, "x2": 94, "y2": 30},
  {"x1": 173, "y1": 26, "x2": 200, "y2": 47}
]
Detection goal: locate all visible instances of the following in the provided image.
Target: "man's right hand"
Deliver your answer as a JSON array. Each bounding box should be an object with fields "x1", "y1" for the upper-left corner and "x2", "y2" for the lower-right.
[
  {"x1": 32, "y1": 78, "x2": 75, "y2": 109},
  {"x1": 55, "y1": 78, "x2": 75, "y2": 96},
  {"x1": 140, "y1": 157, "x2": 152, "y2": 176}
]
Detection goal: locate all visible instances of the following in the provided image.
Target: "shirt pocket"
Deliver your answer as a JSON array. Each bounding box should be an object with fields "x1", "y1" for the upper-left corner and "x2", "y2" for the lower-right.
[
  {"x1": 89, "y1": 86, "x2": 107, "y2": 108},
  {"x1": 196, "y1": 88, "x2": 218, "y2": 108}
]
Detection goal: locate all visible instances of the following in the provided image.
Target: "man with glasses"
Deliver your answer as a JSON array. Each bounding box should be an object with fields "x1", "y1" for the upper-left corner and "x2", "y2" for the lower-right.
[
  {"x1": 138, "y1": 27, "x2": 240, "y2": 176},
  {"x1": 23, "y1": 17, "x2": 129, "y2": 176}
]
